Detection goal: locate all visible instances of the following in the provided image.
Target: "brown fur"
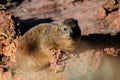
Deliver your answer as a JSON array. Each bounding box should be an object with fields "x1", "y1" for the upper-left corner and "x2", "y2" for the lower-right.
[{"x1": 16, "y1": 23, "x2": 75, "y2": 71}]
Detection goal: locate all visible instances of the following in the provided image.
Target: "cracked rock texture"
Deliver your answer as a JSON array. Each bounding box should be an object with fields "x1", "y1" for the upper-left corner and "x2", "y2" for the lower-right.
[{"x1": 13, "y1": 0, "x2": 120, "y2": 35}]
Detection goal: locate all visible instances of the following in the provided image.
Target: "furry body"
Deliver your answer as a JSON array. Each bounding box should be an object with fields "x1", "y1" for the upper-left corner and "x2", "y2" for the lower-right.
[{"x1": 16, "y1": 23, "x2": 75, "y2": 71}]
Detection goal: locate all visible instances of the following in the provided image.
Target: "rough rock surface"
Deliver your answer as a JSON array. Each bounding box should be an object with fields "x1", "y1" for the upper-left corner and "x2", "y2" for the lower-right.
[
  {"x1": 0, "y1": 10, "x2": 19, "y2": 80},
  {"x1": 12, "y1": 0, "x2": 120, "y2": 35}
]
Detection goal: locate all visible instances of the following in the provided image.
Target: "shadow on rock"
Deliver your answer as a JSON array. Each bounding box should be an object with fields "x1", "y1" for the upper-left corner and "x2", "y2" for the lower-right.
[{"x1": 18, "y1": 17, "x2": 54, "y2": 35}]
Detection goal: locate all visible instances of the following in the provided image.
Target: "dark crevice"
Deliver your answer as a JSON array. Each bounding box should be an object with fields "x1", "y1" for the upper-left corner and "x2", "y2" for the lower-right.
[
  {"x1": 18, "y1": 17, "x2": 54, "y2": 35},
  {"x1": 0, "y1": 0, "x2": 25, "y2": 10},
  {"x1": 81, "y1": 33, "x2": 120, "y2": 49},
  {"x1": 0, "y1": 0, "x2": 24, "y2": 5}
]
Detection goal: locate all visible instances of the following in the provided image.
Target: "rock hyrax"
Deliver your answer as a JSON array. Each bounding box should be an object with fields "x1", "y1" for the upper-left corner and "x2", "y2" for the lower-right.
[{"x1": 16, "y1": 20, "x2": 77, "y2": 71}]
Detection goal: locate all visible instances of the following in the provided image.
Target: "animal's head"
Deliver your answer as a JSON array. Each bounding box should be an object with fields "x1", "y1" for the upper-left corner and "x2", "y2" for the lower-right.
[
  {"x1": 53, "y1": 23, "x2": 74, "y2": 52},
  {"x1": 57, "y1": 23, "x2": 73, "y2": 40},
  {"x1": 55, "y1": 18, "x2": 80, "y2": 40},
  {"x1": 61, "y1": 18, "x2": 81, "y2": 39},
  {"x1": 53, "y1": 18, "x2": 81, "y2": 51}
]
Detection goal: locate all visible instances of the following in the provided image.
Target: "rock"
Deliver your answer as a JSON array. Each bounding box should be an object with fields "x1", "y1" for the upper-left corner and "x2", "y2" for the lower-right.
[
  {"x1": 0, "y1": 10, "x2": 19, "y2": 80},
  {"x1": 105, "y1": 11, "x2": 119, "y2": 24},
  {"x1": 95, "y1": 7, "x2": 106, "y2": 20},
  {"x1": 103, "y1": 0, "x2": 117, "y2": 11},
  {"x1": 104, "y1": 47, "x2": 119, "y2": 56},
  {"x1": 112, "y1": 17, "x2": 120, "y2": 31},
  {"x1": 13, "y1": 0, "x2": 120, "y2": 35}
]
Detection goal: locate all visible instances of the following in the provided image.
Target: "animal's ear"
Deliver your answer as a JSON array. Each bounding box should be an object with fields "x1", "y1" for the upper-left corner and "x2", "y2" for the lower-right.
[
  {"x1": 54, "y1": 25, "x2": 60, "y2": 32},
  {"x1": 55, "y1": 23, "x2": 62, "y2": 31}
]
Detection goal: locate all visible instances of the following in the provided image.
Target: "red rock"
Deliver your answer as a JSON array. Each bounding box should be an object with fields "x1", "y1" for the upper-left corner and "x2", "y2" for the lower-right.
[
  {"x1": 105, "y1": 11, "x2": 119, "y2": 24},
  {"x1": 112, "y1": 17, "x2": 120, "y2": 31},
  {"x1": 0, "y1": 10, "x2": 19, "y2": 80},
  {"x1": 104, "y1": 47, "x2": 118, "y2": 56},
  {"x1": 94, "y1": 7, "x2": 106, "y2": 20},
  {"x1": 50, "y1": 49, "x2": 67, "y2": 72},
  {"x1": 1, "y1": 71, "x2": 12, "y2": 80},
  {"x1": 103, "y1": 0, "x2": 116, "y2": 11}
]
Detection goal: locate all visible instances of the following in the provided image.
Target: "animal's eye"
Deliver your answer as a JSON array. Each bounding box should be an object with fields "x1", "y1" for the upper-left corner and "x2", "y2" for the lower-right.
[{"x1": 64, "y1": 28, "x2": 67, "y2": 31}]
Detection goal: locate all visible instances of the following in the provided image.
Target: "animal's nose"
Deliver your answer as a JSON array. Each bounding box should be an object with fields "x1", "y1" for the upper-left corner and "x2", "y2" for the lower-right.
[{"x1": 70, "y1": 31, "x2": 74, "y2": 38}]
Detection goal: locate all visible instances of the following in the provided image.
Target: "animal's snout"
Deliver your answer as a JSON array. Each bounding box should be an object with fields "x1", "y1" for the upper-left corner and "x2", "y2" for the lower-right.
[{"x1": 70, "y1": 31, "x2": 74, "y2": 38}]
